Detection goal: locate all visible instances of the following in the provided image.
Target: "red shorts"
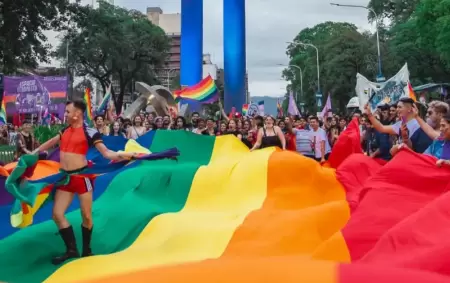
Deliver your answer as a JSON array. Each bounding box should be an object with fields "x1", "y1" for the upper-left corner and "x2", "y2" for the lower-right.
[{"x1": 57, "y1": 174, "x2": 96, "y2": 195}]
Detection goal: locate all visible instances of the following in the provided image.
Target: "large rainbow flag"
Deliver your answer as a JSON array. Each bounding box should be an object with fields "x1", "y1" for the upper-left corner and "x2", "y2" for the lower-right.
[
  {"x1": 0, "y1": 124, "x2": 450, "y2": 283},
  {"x1": 173, "y1": 75, "x2": 218, "y2": 103}
]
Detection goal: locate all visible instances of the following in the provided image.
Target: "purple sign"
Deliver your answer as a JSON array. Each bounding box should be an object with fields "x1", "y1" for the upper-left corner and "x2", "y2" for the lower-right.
[{"x1": 3, "y1": 75, "x2": 67, "y2": 118}]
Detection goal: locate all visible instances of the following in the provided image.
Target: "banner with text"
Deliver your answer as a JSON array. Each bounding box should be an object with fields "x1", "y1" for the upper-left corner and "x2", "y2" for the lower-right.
[
  {"x1": 356, "y1": 63, "x2": 410, "y2": 112},
  {"x1": 3, "y1": 76, "x2": 67, "y2": 117}
]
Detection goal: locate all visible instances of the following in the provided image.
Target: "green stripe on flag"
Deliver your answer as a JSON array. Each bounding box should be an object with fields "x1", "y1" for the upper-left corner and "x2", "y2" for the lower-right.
[
  {"x1": 150, "y1": 130, "x2": 216, "y2": 164},
  {"x1": 0, "y1": 158, "x2": 199, "y2": 283}
]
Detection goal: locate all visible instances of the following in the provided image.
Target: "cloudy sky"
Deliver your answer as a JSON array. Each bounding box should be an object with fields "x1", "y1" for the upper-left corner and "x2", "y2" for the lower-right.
[{"x1": 48, "y1": 0, "x2": 372, "y2": 98}]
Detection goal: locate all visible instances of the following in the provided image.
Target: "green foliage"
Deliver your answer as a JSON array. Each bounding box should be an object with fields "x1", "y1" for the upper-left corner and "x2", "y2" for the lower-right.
[
  {"x1": 34, "y1": 125, "x2": 65, "y2": 144},
  {"x1": 286, "y1": 2, "x2": 450, "y2": 114},
  {"x1": 0, "y1": 0, "x2": 73, "y2": 73},
  {"x1": 385, "y1": 0, "x2": 450, "y2": 84},
  {"x1": 54, "y1": 1, "x2": 170, "y2": 113},
  {"x1": 285, "y1": 22, "x2": 377, "y2": 114},
  {"x1": 368, "y1": 0, "x2": 420, "y2": 25}
]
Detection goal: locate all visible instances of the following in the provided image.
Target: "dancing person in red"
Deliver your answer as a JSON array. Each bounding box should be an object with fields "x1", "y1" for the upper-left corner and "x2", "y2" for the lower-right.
[{"x1": 33, "y1": 100, "x2": 137, "y2": 265}]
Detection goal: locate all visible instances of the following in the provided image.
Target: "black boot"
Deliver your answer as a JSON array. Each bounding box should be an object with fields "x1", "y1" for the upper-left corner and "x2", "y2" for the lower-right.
[
  {"x1": 52, "y1": 226, "x2": 79, "y2": 265},
  {"x1": 82, "y1": 225, "x2": 93, "y2": 257}
]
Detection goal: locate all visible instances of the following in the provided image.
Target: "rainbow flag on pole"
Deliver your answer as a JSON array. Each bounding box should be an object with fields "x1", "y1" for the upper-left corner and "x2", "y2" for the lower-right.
[
  {"x1": 96, "y1": 91, "x2": 111, "y2": 115},
  {"x1": 407, "y1": 81, "x2": 417, "y2": 102},
  {"x1": 0, "y1": 99, "x2": 6, "y2": 125},
  {"x1": 242, "y1": 104, "x2": 249, "y2": 116},
  {"x1": 173, "y1": 75, "x2": 218, "y2": 103},
  {"x1": 84, "y1": 88, "x2": 93, "y2": 126}
]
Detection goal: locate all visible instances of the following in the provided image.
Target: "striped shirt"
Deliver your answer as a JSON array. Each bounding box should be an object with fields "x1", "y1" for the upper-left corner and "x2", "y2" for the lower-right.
[{"x1": 293, "y1": 128, "x2": 313, "y2": 156}]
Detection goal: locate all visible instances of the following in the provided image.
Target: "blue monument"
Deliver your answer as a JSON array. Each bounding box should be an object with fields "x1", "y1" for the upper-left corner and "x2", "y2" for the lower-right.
[{"x1": 181, "y1": 0, "x2": 246, "y2": 113}]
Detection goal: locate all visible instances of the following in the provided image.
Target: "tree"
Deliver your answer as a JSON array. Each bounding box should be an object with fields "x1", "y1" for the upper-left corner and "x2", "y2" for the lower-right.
[
  {"x1": 284, "y1": 22, "x2": 376, "y2": 113},
  {"x1": 414, "y1": 0, "x2": 450, "y2": 68},
  {"x1": 367, "y1": 0, "x2": 420, "y2": 25},
  {"x1": 170, "y1": 72, "x2": 181, "y2": 90},
  {"x1": 54, "y1": 1, "x2": 170, "y2": 113},
  {"x1": 385, "y1": 0, "x2": 450, "y2": 84},
  {"x1": 0, "y1": 0, "x2": 73, "y2": 73}
]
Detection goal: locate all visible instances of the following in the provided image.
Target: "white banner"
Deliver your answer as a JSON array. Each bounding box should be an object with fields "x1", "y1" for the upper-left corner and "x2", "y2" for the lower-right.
[{"x1": 355, "y1": 63, "x2": 410, "y2": 112}]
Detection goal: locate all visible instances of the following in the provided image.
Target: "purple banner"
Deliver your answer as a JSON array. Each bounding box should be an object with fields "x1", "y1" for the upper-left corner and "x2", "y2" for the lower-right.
[{"x1": 3, "y1": 76, "x2": 67, "y2": 118}]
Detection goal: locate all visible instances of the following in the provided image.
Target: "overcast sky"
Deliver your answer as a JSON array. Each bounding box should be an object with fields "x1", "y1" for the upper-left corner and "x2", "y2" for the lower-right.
[{"x1": 47, "y1": 0, "x2": 372, "y2": 98}]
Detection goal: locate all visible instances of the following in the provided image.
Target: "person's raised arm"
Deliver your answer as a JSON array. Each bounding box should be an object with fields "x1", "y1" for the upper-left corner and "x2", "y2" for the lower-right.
[
  {"x1": 365, "y1": 104, "x2": 396, "y2": 135},
  {"x1": 218, "y1": 100, "x2": 230, "y2": 122},
  {"x1": 275, "y1": 126, "x2": 286, "y2": 150},
  {"x1": 93, "y1": 134, "x2": 136, "y2": 161},
  {"x1": 250, "y1": 128, "x2": 263, "y2": 151},
  {"x1": 412, "y1": 104, "x2": 440, "y2": 140},
  {"x1": 32, "y1": 135, "x2": 60, "y2": 154}
]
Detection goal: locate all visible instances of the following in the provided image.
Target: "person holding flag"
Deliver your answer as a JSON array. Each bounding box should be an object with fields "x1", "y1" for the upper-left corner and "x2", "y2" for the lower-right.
[{"x1": 32, "y1": 99, "x2": 139, "y2": 265}]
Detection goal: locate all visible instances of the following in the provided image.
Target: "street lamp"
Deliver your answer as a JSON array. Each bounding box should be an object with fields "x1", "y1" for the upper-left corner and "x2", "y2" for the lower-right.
[
  {"x1": 287, "y1": 41, "x2": 322, "y2": 109},
  {"x1": 330, "y1": 3, "x2": 385, "y2": 82},
  {"x1": 278, "y1": 64, "x2": 303, "y2": 103}
]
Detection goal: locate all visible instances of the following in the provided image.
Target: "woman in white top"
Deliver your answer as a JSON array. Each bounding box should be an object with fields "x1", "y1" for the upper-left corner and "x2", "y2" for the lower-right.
[{"x1": 127, "y1": 115, "x2": 147, "y2": 140}]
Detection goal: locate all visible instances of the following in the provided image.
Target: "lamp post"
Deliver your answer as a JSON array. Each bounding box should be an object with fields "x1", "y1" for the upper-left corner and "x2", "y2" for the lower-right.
[
  {"x1": 330, "y1": 3, "x2": 385, "y2": 82},
  {"x1": 278, "y1": 64, "x2": 303, "y2": 103},
  {"x1": 288, "y1": 41, "x2": 322, "y2": 109}
]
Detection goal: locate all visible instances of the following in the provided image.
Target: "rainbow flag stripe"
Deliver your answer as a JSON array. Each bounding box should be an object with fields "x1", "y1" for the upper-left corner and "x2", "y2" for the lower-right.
[
  {"x1": 174, "y1": 75, "x2": 218, "y2": 103},
  {"x1": 407, "y1": 81, "x2": 417, "y2": 102},
  {"x1": 96, "y1": 92, "x2": 111, "y2": 115},
  {"x1": 0, "y1": 128, "x2": 450, "y2": 283},
  {"x1": 242, "y1": 104, "x2": 249, "y2": 116},
  {"x1": 84, "y1": 88, "x2": 93, "y2": 126},
  {"x1": 0, "y1": 99, "x2": 6, "y2": 124}
]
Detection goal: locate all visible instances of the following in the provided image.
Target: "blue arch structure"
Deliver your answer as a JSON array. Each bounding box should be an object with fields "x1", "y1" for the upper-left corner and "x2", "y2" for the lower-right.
[
  {"x1": 180, "y1": 0, "x2": 203, "y2": 111},
  {"x1": 223, "y1": 0, "x2": 247, "y2": 113},
  {"x1": 180, "y1": 0, "x2": 246, "y2": 113}
]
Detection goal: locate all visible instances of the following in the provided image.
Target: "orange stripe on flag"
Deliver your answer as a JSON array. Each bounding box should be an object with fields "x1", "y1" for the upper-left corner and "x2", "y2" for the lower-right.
[
  {"x1": 222, "y1": 150, "x2": 350, "y2": 261},
  {"x1": 84, "y1": 256, "x2": 338, "y2": 283}
]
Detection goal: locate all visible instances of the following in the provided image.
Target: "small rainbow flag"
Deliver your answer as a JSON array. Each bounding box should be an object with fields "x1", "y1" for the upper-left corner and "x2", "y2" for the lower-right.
[
  {"x1": 96, "y1": 91, "x2": 111, "y2": 115},
  {"x1": 84, "y1": 88, "x2": 93, "y2": 126},
  {"x1": 173, "y1": 75, "x2": 218, "y2": 103},
  {"x1": 0, "y1": 99, "x2": 6, "y2": 125},
  {"x1": 242, "y1": 104, "x2": 249, "y2": 116},
  {"x1": 407, "y1": 81, "x2": 417, "y2": 102}
]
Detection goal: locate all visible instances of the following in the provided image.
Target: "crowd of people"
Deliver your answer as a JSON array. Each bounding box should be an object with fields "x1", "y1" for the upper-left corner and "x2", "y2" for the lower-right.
[{"x1": 2, "y1": 97, "x2": 450, "y2": 166}]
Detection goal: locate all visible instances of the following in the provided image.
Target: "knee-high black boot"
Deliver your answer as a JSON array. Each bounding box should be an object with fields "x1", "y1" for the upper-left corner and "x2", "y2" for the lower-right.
[
  {"x1": 82, "y1": 225, "x2": 93, "y2": 257},
  {"x1": 52, "y1": 226, "x2": 79, "y2": 265}
]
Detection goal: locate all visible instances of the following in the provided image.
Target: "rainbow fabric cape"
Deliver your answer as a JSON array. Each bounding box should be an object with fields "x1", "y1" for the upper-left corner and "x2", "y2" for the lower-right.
[
  {"x1": 173, "y1": 75, "x2": 218, "y2": 103},
  {"x1": 84, "y1": 88, "x2": 93, "y2": 126},
  {"x1": 0, "y1": 99, "x2": 7, "y2": 124},
  {"x1": 1, "y1": 124, "x2": 450, "y2": 283}
]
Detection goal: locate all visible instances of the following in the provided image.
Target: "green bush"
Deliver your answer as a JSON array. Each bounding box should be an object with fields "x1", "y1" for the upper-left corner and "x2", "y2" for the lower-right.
[{"x1": 33, "y1": 125, "x2": 65, "y2": 144}]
